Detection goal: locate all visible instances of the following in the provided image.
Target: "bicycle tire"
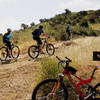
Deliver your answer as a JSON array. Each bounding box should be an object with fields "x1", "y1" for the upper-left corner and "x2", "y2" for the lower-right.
[
  {"x1": 0, "y1": 46, "x2": 8, "y2": 61},
  {"x1": 28, "y1": 45, "x2": 39, "y2": 59},
  {"x1": 11, "y1": 45, "x2": 20, "y2": 59},
  {"x1": 32, "y1": 78, "x2": 68, "y2": 100},
  {"x1": 46, "y1": 44, "x2": 55, "y2": 56},
  {"x1": 93, "y1": 82, "x2": 100, "y2": 99}
]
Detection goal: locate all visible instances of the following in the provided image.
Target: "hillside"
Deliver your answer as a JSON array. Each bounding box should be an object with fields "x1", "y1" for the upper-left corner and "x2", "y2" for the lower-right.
[{"x1": 0, "y1": 9, "x2": 100, "y2": 46}]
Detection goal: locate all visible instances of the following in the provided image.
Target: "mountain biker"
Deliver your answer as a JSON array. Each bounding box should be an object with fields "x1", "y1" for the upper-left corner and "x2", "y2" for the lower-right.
[
  {"x1": 32, "y1": 25, "x2": 45, "y2": 54},
  {"x1": 3, "y1": 28, "x2": 15, "y2": 57},
  {"x1": 66, "y1": 22, "x2": 71, "y2": 40}
]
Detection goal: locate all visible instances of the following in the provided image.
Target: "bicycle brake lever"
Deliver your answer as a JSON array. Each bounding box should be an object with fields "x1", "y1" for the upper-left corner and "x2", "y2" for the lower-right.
[
  {"x1": 56, "y1": 56, "x2": 60, "y2": 61},
  {"x1": 65, "y1": 57, "x2": 72, "y2": 62}
]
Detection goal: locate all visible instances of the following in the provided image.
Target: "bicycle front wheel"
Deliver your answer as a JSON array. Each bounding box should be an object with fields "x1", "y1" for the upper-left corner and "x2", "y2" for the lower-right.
[
  {"x1": 32, "y1": 78, "x2": 68, "y2": 100},
  {"x1": 11, "y1": 45, "x2": 20, "y2": 59},
  {"x1": 93, "y1": 82, "x2": 100, "y2": 99},
  {"x1": 0, "y1": 47, "x2": 8, "y2": 61},
  {"x1": 46, "y1": 44, "x2": 55, "y2": 56},
  {"x1": 28, "y1": 45, "x2": 39, "y2": 59}
]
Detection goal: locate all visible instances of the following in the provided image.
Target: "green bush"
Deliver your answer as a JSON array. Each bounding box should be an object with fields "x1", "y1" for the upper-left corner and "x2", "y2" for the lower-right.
[
  {"x1": 79, "y1": 20, "x2": 89, "y2": 28},
  {"x1": 78, "y1": 11, "x2": 88, "y2": 16},
  {"x1": 89, "y1": 18, "x2": 95, "y2": 23},
  {"x1": 61, "y1": 33, "x2": 67, "y2": 41}
]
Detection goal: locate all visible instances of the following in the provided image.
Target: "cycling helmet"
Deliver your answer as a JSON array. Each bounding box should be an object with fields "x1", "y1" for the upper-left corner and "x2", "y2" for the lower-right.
[
  {"x1": 7, "y1": 28, "x2": 12, "y2": 32},
  {"x1": 39, "y1": 25, "x2": 43, "y2": 29}
]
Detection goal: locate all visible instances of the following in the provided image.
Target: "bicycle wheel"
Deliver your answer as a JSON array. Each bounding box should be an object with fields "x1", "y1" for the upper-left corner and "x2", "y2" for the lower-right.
[
  {"x1": 0, "y1": 47, "x2": 8, "y2": 61},
  {"x1": 32, "y1": 78, "x2": 68, "y2": 100},
  {"x1": 46, "y1": 44, "x2": 55, "y2": 56},
  {"x1": 11, "y1": 45, "x2": 20, "y2": 59},
  {"x1": 28, "y1": 45, "x2": 39, "y2": 59},
  {"x1": 93, "y1": 82, "x2": 100, "y2": 99}
]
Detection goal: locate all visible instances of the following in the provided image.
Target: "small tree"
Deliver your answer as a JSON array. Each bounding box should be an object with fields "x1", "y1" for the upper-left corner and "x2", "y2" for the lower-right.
[
  {"x1": 65, "y1": 9, "x2": 71, "y2": 15},
  {"x1": 39, "y1": 18, "x2": 48, "y2": 23},
  {"x1": 21, "y1": 23, "x2": 28, "y2": 29},
  {"x1": 30, "y1": 22, "x2": 35, "y2": 27},
  {"x1": 80, "y1": 20, "x2": 89, "y2": 28}
]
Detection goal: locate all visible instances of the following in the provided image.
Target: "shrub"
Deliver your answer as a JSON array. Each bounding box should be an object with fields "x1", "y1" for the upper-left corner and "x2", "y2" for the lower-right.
[
  {"x1": 89, "y1": 18, "x2": 95, "y2": 23},
  {"x1": 61, "y1": 33, "x2": 67, "y2": 41},
  {"x1": 72, "y1": 21, "x2": 77, "y2": 26},
  {"x1": 30, "y1": 22, "x2": 35, "y2": 26},
  {"x1": 79, "y1": 20, "x2": 89, "y2": 28},
  {"x1": 78, "y1": 11, "x2": 88, "y2": 16},
  {"x1": 65, "y1": 9, "x2": 71, "y2": 15}
]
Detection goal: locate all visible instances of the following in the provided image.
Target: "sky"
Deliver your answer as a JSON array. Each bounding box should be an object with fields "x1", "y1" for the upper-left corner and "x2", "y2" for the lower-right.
[{"x1": 0, "y1": 0, "x2": 100, "y2": 34}]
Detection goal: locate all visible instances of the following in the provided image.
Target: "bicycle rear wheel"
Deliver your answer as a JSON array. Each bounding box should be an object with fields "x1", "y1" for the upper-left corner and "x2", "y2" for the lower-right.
[
  {"x1": 0, "y1": 47, "x2": 8, "y2": 61},
  {"x1": 46, "y1": 44, "x2": 55, "y2": 56},
  {"x1": 11, "y1": 45, "x2": 20, "y2": 59},
  {"x1": 28, "y1": 45, "x2": 39, "y2": 59},
  {"x1": 93, "y1": 83, "x2": 100, "y2": 99},
  {"x1": 32, "y1": 78, "x2": 68, "y2": 100}
]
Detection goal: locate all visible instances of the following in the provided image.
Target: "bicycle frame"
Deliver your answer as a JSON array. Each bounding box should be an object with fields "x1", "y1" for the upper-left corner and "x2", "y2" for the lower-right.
[
  {"x1": 41, "y1": 38, "x2": 48, "y2": 49},
  {"x1": 63, "y1": 69, "x2": 93, "y2": 100}
]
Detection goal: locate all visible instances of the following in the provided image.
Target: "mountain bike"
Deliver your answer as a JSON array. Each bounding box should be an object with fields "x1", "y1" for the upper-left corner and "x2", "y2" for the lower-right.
[
  {"x1": 0, "y1": 41, "x2": 20, "y2": 61},
  {"x1": 28, "y1": 37, "x2": 55, "y2": 59},
  {"x1": 32, "y1": 56, "x2": 100, "y2": 100}
]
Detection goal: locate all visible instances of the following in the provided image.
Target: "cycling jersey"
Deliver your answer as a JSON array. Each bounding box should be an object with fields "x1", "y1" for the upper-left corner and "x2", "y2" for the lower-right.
[
  {"x1": 3, "y1": 32, "x2": 12, "y2": 42},
  {"x1": 7, "y1": 33, "x2": 12, "y2": 41}
]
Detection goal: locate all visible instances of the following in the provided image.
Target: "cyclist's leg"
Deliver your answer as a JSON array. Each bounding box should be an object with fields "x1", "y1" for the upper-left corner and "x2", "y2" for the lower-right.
[
  {"x1": 67, "y1": 31, "x2": 71, "y2": 40},
  {"x1": 6, "y1": 41, "x2": 11, "y2": 56},
  {"x1": 69, "y1": 31, "x2": 71, "y2": 40},
  {"x1": 36, "y1": 37, "x2": 42, "y2": 52}
]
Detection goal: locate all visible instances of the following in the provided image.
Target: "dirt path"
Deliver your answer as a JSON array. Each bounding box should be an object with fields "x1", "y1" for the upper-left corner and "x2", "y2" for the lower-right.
[
  {"x1": 0, "y1": 52, "x2": 41, "y2": 100},
  {"x1": 0, "y1": 36, "x2": 100, "y2": 100}
]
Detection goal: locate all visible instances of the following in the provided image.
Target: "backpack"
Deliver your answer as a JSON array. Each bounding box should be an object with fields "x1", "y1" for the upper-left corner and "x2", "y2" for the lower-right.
[
  {"x1": 32, "y1": 29, "x2": 40, "y2": 37},
  {"x1": 3, "y1": 33, "x2": 9, "y2": 42}
]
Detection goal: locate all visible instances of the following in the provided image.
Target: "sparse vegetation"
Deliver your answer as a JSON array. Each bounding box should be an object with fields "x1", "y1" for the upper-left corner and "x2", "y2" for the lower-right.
[{"x1": 40, "y1": 57, "x2": 58, "y2": 80}]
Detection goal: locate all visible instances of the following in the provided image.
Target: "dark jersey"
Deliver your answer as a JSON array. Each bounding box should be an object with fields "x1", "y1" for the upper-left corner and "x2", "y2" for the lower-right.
[
  {"x1": 32, "y1": 28, "x2": 44, "y2": 37},
  {"x1": 66, "y1": 25, "x2": 71, "y2": 32}
]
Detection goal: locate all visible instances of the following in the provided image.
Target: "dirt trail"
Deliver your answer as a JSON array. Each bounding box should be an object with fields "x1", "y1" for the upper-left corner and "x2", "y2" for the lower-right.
[{"x1": 0, "y1": 36, "x2": 100, "y2": 100}]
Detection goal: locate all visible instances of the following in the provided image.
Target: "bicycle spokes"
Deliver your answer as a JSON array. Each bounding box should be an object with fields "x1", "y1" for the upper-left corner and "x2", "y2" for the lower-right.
[
  {"x1": 95, "y1": 86, "x2": 100, "y2": 98},
  {"x1": 35, "y1": 82, "x2": 65, "y2": 100},
  {"x1": 0, "y1": 47, "x2": 8, "y2": 61}
]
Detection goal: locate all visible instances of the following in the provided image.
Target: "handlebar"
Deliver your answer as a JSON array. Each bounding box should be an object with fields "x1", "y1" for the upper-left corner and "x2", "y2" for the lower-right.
[
  {"x1": 56, "y1": 56, "x2": 72, "y2": 69},
  {"x1": 91, "y1": 65, "x2": 100, "y2": 78},
  {"x1": 56, "y1": 56, "x2": 72, "y2": 62},
  {"x1": 41, "y1": 37, "x2": 50, "y2": 40}
]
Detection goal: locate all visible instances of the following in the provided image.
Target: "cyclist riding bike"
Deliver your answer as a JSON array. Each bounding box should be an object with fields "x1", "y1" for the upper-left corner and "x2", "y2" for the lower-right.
[
  {"x1": 3, "y1": 28, "x2": 15, "y2": 58},
  {"x1": 32, "y1": 25, "x2": 46, "y2": 54}
]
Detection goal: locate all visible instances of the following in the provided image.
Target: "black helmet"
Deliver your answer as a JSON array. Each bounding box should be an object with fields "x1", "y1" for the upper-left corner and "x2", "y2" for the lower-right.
[
  {"x1": 39, "y1": 25, "x2": 43, "y2": 29},
  {"x1": 7, "y1": 28, "x2": 12, "y2": 32}
]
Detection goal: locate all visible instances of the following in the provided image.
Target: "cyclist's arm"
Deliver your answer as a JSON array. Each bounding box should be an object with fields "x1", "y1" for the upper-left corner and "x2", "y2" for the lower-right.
[
  {"x1": 11, "y1": 36, "x2": 15, "y2": 41},
  {"x1": 41, "y1": 32, "x2": 48, "y2": 37}
]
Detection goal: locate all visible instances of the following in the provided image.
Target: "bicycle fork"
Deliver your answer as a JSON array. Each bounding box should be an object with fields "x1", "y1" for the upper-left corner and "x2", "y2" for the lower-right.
[{"x1": 47, "y1": 73, "x2": 64, "y2": 99}]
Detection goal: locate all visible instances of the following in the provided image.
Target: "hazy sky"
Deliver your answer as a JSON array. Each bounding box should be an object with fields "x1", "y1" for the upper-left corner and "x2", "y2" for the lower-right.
[{"x1": 0, "y1": 0, "x2": 100, "y2": 33}]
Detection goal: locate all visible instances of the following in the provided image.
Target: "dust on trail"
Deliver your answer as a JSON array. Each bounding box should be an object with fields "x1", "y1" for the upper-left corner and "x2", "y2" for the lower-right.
[{"x1": 0, "y1": 36, "x2": 100, "y2": 100}]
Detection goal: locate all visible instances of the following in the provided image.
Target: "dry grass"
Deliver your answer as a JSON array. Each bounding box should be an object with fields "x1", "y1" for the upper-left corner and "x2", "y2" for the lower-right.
[{"x1": 91, "y1": 23, "x2": 100, "y2": 30}]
